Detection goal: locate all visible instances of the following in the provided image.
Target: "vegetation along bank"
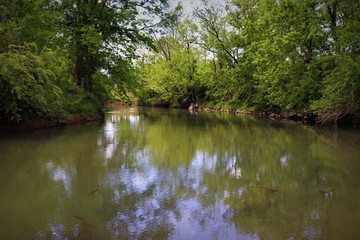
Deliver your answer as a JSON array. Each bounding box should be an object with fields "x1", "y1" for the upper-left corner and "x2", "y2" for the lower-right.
[{"x1": 1, "y1": 0, "x2": 359, "y2": 129}]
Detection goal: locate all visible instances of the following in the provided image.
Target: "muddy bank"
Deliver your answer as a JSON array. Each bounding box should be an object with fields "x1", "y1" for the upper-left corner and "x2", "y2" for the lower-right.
[
  {"x1": 104, "y1": 100, "x2": 133, "y2": 109},
  {"x1": 189, "y1": 104, "x2": 360, "y2": 127},
  {"x1": 188, "y1": 104, "x2": 317, "y2": 125},
  {"x1": 0, "y1": 114, "x2": 104, "y2": 131}
]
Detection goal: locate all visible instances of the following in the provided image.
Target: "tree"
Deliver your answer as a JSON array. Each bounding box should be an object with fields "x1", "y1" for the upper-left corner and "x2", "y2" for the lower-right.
[
  {"x1": 0, "y1": 43, "x2": 61, "y2": 121},
  {"x1": 60, "y1": 0, "x2": 169, "y2": 95},
  {"x1": 311, "y1": 0, "x2": 360, "y2": 126},
  {"x1": 0, "y1": 0, "x2": 169, "y2": 122},
  {"x1": 0, "y1": 0, "x2": 64, "y2": 121},
  {"x1": 0, "y1": 0, "x2": 60, "y2": 51},
  {"x1": 140, "y1": 14, "x2": 207, "y2": 107}
]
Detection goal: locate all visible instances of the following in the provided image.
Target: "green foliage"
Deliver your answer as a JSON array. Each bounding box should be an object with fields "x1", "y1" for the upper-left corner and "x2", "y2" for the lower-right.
[
  {"x1": 0, "y1": 0, "x2": 63, "y2": 55},
  {"x1": 0, "y1": 43, "x2": 101, "y2": 122},
  {"x1": 140, "y1": 29, "x2": 206, "y2": 107},
  {"x1": 61, "y1": 0, "x2": 169, "y2": 93},
  {"x1": 311, "y1": 54, "x2": 360, "y2": 124},
  {"x1": 0, "y1": 43, "x2": 60, "y2": 121},
  {"x1": 1, "y1": 0, "x2": 359, "y2": 126},
  {"x1": 92, "y1": 58, "x2": 139, "y2": 104},
  {"x1": 139, "y1": 0, "x2": 360, "y2": 125},
  {"x1": 0, "y1": 0, "x2": 169, "y2": 124}
]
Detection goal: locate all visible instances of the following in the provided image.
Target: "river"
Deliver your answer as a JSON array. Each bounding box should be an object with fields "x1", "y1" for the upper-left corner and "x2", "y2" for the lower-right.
[{"x1": 0, "y1": 107, "x2": 360, "y2": 239}]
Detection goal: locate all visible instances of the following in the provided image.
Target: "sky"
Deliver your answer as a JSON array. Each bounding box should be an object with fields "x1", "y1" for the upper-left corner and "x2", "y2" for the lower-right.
[
  {"x1": 177, "y1": 0, "x2": 198, "y2": 13},
  {"x1": 171, "y1": 0, "x2": 226, "y2": 16}
]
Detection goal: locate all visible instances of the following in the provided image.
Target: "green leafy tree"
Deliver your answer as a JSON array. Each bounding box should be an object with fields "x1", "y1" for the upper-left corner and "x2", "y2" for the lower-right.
[
  {"x1": 140, "y1": 15, "x2": 207, "y2": 107},
  {"x1": 0, "y1": 43, "x2": 61, "y2": 121},
  {"x1": 0, "y1": 0, "x2": 59, "y2": 50},
  {"x1": 60, "y1": 0, "x2": 169, "y2": 95},
  {"x1": 0, "y1": 0, "x2": 169, "y2": 122},
  {"x1": 311, "y1": 0, "x2": 360, "y2": 126}
]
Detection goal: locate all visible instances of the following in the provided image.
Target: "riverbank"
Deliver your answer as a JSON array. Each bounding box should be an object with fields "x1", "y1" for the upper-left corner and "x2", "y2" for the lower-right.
[
  {"x1": 191, "y1": 106, "x2": 317, "y2": 125},
  {"x1": 0, "y1": 100, "x2": 133, "y2": 131},
  {"x1": 0, "y1": 114, "x2": 104, "y2": 131},
  {"x1": 2, "y1": 100, "x2": 356, "y2": 131},
  {"x1": 132, "y1": 100, "x2": 323, "y2": 126},
  {"x1": 187, "y1": 102, "x2": 360, "y2": 128}
]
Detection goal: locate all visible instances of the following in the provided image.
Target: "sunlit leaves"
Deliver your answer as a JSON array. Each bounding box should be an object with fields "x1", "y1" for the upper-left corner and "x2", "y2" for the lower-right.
[
  {"x1": 140, "y1": 19, "x2": 206, "y2": 107},
  {"x1": 0, "y1": 43, "x2": 60, "y2": 121}
]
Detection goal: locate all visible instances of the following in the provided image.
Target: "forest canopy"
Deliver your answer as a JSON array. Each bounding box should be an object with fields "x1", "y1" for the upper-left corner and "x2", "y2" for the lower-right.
[
  {"x1": 0, "y1": 0, "x2": 359, "y2": 126},
  {"x1": 0, "y1": 0, "x2": 169, "y2": 122}
]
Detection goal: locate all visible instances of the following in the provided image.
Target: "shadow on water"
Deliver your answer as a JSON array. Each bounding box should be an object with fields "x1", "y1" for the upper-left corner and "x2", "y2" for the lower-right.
[{"x1": 0, "y1": 107, "x2": 360, "y2": 239}]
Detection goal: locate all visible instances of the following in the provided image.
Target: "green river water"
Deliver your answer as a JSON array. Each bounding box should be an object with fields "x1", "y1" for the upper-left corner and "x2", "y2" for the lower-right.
[{"x1": 0, "y1": 107, "x2": 360, "y2": 239}]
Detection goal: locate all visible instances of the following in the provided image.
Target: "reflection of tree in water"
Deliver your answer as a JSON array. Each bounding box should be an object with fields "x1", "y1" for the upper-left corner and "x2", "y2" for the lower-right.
[
  {"x1": 95, "y1": 110, "x2": 174, "y2": 238},
  {"x1": 95, "y1": 110, "x2": 242, "y2": 238},
  {"x1": 4, "y1": 108, "x2": 359, "y2": 239},
  {"x1": 194, "y1": 120, "x2": 359, "y2": 239},
  {"x1": 100, "y1": 109, "x2": 360, "y2": 239}
]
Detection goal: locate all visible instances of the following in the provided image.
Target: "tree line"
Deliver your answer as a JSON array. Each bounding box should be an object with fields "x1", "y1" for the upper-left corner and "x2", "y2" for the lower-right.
[
  {"x1": 1, "y1": 0, "x2": 359, "y2": 126},
  {"x1": 140, "y1": 0, "x2": 360, "y2": 126},
  {"x1": 0, "y1": 0, "x2": 169, "y2": 123}
]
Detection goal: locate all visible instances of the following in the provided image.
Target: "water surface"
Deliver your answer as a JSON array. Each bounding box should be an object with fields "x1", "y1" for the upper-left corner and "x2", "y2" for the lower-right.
[{"x1": 0, "y1": 108, "x2": 360, "y2": 239}]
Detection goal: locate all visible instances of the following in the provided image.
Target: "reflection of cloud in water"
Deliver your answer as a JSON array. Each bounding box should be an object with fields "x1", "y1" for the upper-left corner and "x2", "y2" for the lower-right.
[
  {"x1": 99, "y1": 131, "x2": 256, "y2": 239},
  {"x1": 280, "y1": 154, "x2": 290, "y2": 167},
  {"x1": 238, "y1": 186, "x2": 245, "y2": 197},
  {"x1": 128, "y1": 115, "x2": 139, "y2": 126},
  {"x1": 49, "y1": 223, "x2": 67, "y2": 240},
  {"x1": 101, "y1": 146, "x2": 258, "y2": 239},
  {"x1": 47, "y1": 162, "x2": 72, "y2": 197},
  {"x1": 187, "y1": 151, "x2": 218, "y2": 191},
  {"x1": 191, "y1": 151, "x2": 218, "y2": 173},
  {"x1": 104, "y1": 119, "x2": 116, "y2": 140},
  {"x1": 303, "y1": 226, "x2": 321, "y2": 239},
  {"x1": 107, "y1": 197, "x2": 166, "y2": 239},
  {"x1": 105, "y1": 149, "x2": 158, "y2": 197},
  {"x1": 129, "y1": 167, "x2": 157, "y2": 193},
  {"x1": 103, "y1": 120, "x2": 118, "y2": 161},
  {"x1": 105, "y1": 143, "x2": 116, "y2": 160},
  {"x1": 102, "y1": 113, "x2": 140, "y2": 162},
  {"x1": 170, "y1": 198, "x2": 256, "y2": 240},
  {"x1": 97, "y1": 136, "x2": 102, "y2": 146},
  {"x1": 37, "y1": 223, "x2": 83, "y2": 240},
  {"x1": 226, "y1": 155, "x2": 242, "y2": 179}
]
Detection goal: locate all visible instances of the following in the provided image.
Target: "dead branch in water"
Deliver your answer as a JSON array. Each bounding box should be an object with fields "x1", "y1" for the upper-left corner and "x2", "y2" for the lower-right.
[{"x1": 318, "y1": 99, "x2": 356, "y2": 127}]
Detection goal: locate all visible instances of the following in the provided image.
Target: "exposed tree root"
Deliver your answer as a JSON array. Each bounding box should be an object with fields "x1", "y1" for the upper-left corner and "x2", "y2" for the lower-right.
[{"x1": 318, "y1": 99, "x2": 357, "y2": 127}]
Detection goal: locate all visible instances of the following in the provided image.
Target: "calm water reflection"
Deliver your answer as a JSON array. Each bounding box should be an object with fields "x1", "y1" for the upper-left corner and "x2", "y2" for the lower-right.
[{"x1": 0, "y1": 107, "x2": 360, "y2": 239}]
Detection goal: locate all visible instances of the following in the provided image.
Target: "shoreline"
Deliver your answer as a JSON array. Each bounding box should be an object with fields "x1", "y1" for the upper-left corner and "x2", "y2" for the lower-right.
[
  {"x1": 0, "y1": 114, "x2": 104, "y2": 131},
  {"x1": 185, "y1": 102, "x2": 359, "y2": 128},
  {"x1": 193, "y1": 107, "x2": 317, "y2": 125},
  {"x1": 1, "y1": 101, "x2": 358, "y2": 131}
]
